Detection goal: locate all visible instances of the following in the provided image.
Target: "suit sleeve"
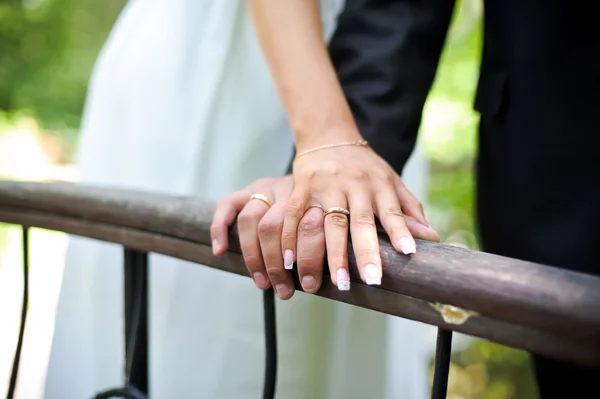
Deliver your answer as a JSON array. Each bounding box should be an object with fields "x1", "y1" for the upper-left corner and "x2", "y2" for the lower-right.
[{"x1": 328, "y1": 0, "x2": 455, "y2": 174}]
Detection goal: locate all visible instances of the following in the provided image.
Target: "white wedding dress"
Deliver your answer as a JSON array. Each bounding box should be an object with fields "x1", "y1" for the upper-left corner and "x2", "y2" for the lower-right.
[{"x1": 44, "y1": 1, "x2": 433, "y2": 398}]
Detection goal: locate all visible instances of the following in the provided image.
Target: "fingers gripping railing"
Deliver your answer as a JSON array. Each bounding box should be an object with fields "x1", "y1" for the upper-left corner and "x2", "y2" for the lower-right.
[{"x1": 1, "y1": 182, "x2": 600, "y2": 399}]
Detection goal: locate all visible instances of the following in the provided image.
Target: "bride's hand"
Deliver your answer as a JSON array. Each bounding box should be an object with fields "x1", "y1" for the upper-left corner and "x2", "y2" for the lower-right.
[
  {"x1": 247, "y1": 0, "x2": 437, "y2": 294},
  {"x1": 283, "y1": 137, "x2": 439, "y2": 290}
]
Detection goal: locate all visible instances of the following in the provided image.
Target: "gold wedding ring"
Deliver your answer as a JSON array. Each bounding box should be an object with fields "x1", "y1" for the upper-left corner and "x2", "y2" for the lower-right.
[
  {"x1": 324, "y1": 207, "x2": 350, "y2": 216},
  {"x1": 250, "y1": 193, "x2": 272, "y2": 208}
]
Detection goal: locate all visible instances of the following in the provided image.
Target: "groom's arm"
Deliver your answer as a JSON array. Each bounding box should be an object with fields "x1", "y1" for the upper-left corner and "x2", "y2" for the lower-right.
[{"x1": 329, "y1": 0, "x2": 455, "y2": 175}]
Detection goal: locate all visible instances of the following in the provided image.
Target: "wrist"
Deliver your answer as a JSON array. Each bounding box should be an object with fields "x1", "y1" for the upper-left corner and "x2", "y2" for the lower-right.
[
  {"x1": 295, "y1": 138, "x2": 369, "y2": 161},
  {"x1": 294, "y1": 125, "x2": 363, "y2": 153}
]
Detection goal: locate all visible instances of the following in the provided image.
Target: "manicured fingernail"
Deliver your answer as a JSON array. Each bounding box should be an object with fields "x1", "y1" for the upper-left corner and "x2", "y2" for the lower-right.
[
  {"x1": 301, "y1": 275, "x2": 317, "y2": 290},
  {"x1": 212, "y1": 239, "x2": 220, "y2": 255},
  {"x1": 284, "y1": 249, "x2": 294, "y2": 270},
  {"x1": 398, "y1": 237, "x2": 416, "y2": 255},
  {"x1": 275, "y1": 283, "x2": 290, "y2": 297},
  {"x1": 336, "y1": 268, "x2": 350, "y2": 291},
  {"x1": 365, "y1": 264, "x2": 381, "y2": 285},
  {"x1": 253, "y1": 272, "x2": 267, "y2": 287}
]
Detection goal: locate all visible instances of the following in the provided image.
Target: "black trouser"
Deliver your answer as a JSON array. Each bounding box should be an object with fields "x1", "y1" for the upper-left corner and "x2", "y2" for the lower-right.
[{"x1": 533, "y1": 355, "x2": 600, "y2": 398}]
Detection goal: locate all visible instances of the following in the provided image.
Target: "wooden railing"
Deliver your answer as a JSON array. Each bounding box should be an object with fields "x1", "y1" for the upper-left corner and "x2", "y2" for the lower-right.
[{"x1": 1, "y1": 180, "x2": 599, "y2": 398}]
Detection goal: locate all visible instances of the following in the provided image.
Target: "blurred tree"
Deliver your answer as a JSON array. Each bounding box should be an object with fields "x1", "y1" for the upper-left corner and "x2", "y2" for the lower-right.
[
  {"x1": 421, "y1": 0, "x2": 482, "y2": 247},
  {"x1": 0, "y1": 0, "x2": 125, "y2": 129},
  {"x1": 0, "y1": 0, "x2": 74, "y2": 112}
]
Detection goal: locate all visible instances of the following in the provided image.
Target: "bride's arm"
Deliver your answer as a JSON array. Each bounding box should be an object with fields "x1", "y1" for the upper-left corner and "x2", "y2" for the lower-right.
[
  {"x1": 247, "y1": 0, "x2": 437, "y2": 299},
  {"x1": 248, "y1": 0, "x2": 361, "y2": 151}
]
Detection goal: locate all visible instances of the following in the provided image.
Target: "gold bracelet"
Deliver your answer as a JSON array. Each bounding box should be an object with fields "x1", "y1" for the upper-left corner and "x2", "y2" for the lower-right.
[{"x1": 294, "y1": 139, "x2": 369, "y2": 160}]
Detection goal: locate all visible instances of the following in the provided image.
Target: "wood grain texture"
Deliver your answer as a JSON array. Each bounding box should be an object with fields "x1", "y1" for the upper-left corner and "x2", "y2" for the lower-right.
[{"x1": 1, "y1": 181, "x2": 599, "y2": 365}]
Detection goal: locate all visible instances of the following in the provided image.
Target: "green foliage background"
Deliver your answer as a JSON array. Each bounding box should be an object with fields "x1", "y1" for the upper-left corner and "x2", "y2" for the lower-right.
[
  {"x1": 0, "y1": 0, "x2": 123, "y2": 156},
  {"x1": 0, "y1": 0, "x2": 538, "y2": 397}
]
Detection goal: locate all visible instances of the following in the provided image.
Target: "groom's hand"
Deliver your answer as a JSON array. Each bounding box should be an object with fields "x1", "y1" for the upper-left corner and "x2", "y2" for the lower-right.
[{"x1": 211, "y1": 175, "x2": 327, "y2": 300}]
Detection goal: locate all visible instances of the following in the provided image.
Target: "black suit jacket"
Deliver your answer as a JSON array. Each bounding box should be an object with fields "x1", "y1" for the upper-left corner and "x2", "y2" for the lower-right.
[
  {"x1": 330, "y1": 1, "x2": 600, "y2": 390},
  {"x1": 473, "y1": 0, "x2": 600, "y2": 278},
  {"x1": 329, "y1": 0, "x2": 454, "y2": 175},
  {"x1": 330, "y1": 0, "x2": 600, "y2": 278}
]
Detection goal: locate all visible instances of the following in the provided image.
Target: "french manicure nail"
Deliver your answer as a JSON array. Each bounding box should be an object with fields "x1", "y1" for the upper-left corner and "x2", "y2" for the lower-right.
[
  {"x1": 365, "y1": 264, "x2": 381, "y2": 285},
  {"x1": 284, "y1": 249, "x2": 294, "y2": 270},
  {"x1": 253, "y1": 272, "x2": 267, "y2": 287},
  {"x1": 275, "y1": 283, "x2": 290, "y2": 297},
  {"x1": 398, "y1": 237, "x2": 416, "y2": 255},
  {"x1": 212, "y1": 239, "x2": 219, "y2": 255},
  {"x1": 301, "y1": 275, "x2": 317, "y2": 290},
  {"x1": 336, "y1": 268, "x2": 350, "y2": 291}
]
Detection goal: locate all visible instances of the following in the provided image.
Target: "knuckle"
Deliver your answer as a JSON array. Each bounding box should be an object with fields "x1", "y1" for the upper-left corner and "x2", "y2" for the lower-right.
[
  {"x1": 243, "y1": 253, "x2": 263, "y2": 268},
  {"x1": 264, "y1": 263, "x2": 280, "y2": 273},
  {"x1": 257, "y1": 217, "x2": 281, "y2": 238},
  {"x1": 286, "y1": 199, "x2": 305, "y2": 217},
  {"x1": 298, "y1": 215, "x2": 323, "y2": 233},
  {"x1": 383, "y1": 206, "x2": 404, "y2": 218},
  {"x1": 399, "y1": 198, "x2": 416, "y2": 210},
  {"x1": 299, "y1": 226, "x2": 323, "y2": 240},
  {"x1": 348, "y1": 168, "x2": 370, "y2": 182},
  {"x1": 352, "y1": 212, "x2": 375, "y2": 227},
  {"x1": 237, "y1": 210, "x2": 260, "y2": 227},
  {"x1": 373, "y1": 168, "x2": 395, "y2": 184},
  {"x1": 264, "y1": 264, "x2": 285, "y2": 279},
  {"x1": 328, "y1": 213, "x2": 349, "y2": 228}
]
